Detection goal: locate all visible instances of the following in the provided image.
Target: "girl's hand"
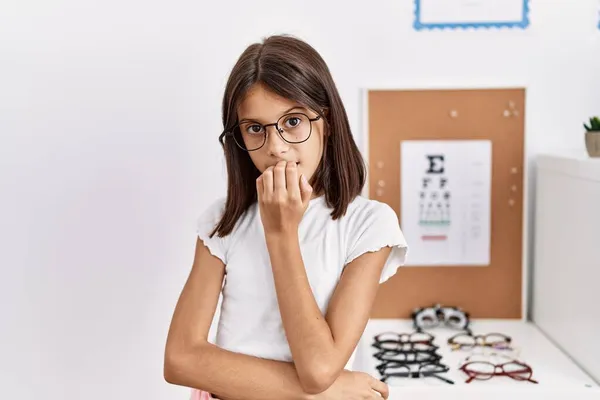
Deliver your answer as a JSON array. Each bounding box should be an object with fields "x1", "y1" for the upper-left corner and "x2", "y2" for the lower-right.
[
  {"x1": 312, "y1": 371, "x2": 389, "y2": 400},
  {"x1": 256, "y1": 160, "x2": 313, "y2": 236}
]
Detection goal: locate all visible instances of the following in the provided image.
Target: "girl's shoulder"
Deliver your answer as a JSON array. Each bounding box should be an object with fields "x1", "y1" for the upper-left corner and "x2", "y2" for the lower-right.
[
  {"x1": 308, "y1": 194, "x2": 400, "y2": 235},
  {"x1": 196, "y1": 196, "x2": 255, "y2": 264},
  {"x1": 341, "y1": 195, "x2": 409, "y2": 283},
  {"x1": 343, "y1": 195, "x2": 400, "y2": 225}
]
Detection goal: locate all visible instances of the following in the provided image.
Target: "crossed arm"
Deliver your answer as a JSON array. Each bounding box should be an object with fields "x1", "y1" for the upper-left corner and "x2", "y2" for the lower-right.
[
  {"x1": 163, "y1": 236, "x2": 391, "y2": 399},
  {"x1": 265, "y1": 231, "x2": 391, "y2": 393}
]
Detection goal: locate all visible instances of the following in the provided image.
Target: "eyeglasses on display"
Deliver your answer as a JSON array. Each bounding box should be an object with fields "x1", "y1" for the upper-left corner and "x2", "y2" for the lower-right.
[
  {"x1": 374, "y1": 348, "x2": 441, "y2": 363},
  {"x1": 372, "y1": 339, "x2": 439, "y2": 352},
  {"x1": 448, "y1": 332, "x2": 512, "y2": 351},
  {"x1": 373, "y1": 331, "x2": 434, "y2": 345},
  {"x1": 375, "y1": 352, "x2": 443, "y2": 375},
  {"x1": 411, "y1": 303, "x2": 470, "y2": 332},
  {"x1": 379, "y1": 361, "x2": 455, "y2": 385},
  {"x1": 458, "y1": 353, "x2": 538, "y2": 384},
  {"x1": 371, "y1": 304, "x2": 538, "y2": 387}
]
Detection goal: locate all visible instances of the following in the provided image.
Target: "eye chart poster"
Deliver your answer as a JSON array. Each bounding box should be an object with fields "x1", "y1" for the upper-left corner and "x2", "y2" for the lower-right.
[{"x1": 400, "y1": 140, "x2": 491, "y2": 266}]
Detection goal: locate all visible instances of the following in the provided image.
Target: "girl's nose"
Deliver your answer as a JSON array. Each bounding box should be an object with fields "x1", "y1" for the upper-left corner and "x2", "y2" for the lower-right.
[{"x1": 265, "y1": 125, "x2": 288, "y2": 156}]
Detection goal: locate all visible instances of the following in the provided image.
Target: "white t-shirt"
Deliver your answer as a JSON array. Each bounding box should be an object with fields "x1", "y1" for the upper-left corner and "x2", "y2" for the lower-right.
[{"x1": 196, "y1": 194, "x2": 408, "y2": 369}]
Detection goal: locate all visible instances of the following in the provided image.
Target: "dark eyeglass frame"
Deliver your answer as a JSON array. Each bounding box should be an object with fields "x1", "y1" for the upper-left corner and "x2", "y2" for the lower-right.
[
  {"x1": 448, "y1": 332, "x2": 512, "y2": 351},
  {"x1": 218, "y1": 113, "x2": 322, "y2": 151},
  {"x1": 373, "y1": 347, "x2": 440, "y2": 362},
  {"x1": 372, "y1": 340, "x2": 439, "y2": 352},
  {"x1": 373, "y1": 331, "x2": 435, "y2": 345},
  {"x1": 379, "y1": 361, "x2": 455, "y2": 385},
  {"x1": 375, "y1": 353, "x2": 443, "y2": 373},
  {"x1": 459, "y1": 359, "x2": 538, "y2": 384}
]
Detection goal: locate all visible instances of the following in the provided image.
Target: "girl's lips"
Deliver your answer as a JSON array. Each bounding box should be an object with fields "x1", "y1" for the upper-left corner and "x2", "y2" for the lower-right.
[{"x1": 268, "y1": 162, "x2": 300, "y2": 167}]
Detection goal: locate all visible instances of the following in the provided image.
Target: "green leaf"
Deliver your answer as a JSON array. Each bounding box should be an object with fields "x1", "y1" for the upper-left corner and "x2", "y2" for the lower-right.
[{"x1": 584, "y1": 116, "x2": 600, "y2": 131}]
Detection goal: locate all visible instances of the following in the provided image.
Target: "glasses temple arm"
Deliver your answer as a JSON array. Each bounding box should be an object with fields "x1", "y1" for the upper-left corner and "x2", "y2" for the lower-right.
[{"x1": 433, "y1": 374, "x2": 455, "y2": 385}]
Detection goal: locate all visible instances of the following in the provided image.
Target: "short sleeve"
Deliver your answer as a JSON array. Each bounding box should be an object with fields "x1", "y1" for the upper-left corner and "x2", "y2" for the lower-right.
[
  {"x1": 345, "y1": 201, "x2": 409, "y2": 284},
  {"x1": 196, "y1": 197, "x2": 228, "y2": 264}
]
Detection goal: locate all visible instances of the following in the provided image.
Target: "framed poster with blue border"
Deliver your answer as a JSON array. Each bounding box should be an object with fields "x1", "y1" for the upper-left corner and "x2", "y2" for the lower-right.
[{"x1": 414, "y1": 0, "x2": 530, "y2": 31}]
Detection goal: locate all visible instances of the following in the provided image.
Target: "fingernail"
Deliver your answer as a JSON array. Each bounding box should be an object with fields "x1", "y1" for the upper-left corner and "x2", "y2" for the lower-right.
[{"x1": 301, "y1": 174, "x2": 308, "y2": 184}]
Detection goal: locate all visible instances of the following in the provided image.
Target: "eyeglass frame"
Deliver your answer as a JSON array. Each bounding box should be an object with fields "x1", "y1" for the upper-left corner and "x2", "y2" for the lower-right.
[
  {"x1": 458, "y1": 358, "x2": 538, "y2": 384},
  {"x1": 411, "y1": 304, "x2": 471, "y2": 332},
  {"x1": 373, "y1": 348, "x2": 441, "y2": 363},
  {"x1": 375, "y1": 352, "x2": 443, "y2": 372},
  {"x1": 372, "y1": 340, "x2": 439, "y2": 352},
  {"x1": 447, "y1": 332, "x2": 512, "y2": 351},
  {"x1": 218, "y1": 112, "x2": 323, "y2": 151},
  {"x1": 378, "y1": 361, "x2": 455, "y2": 385},
  {"x1": 373, "y1": 331, "x2": 435, "y2": 345}
]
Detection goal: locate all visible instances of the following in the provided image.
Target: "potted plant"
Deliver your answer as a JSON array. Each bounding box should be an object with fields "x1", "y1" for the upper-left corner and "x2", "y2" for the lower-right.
[{"x1": 584, "y1": 116, "x2": 600, "y2": 157}]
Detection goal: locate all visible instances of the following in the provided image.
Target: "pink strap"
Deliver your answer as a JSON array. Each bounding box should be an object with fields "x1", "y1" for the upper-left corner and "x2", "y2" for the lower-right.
[{"x1": 190, "y1": 389, "x2": 213, "y2": 400}]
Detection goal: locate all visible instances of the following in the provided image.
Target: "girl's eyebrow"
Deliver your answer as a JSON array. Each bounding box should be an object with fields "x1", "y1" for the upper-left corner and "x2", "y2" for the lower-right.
[{"x1": 238, "y1": 106, "x2": 307, "y2": 123}]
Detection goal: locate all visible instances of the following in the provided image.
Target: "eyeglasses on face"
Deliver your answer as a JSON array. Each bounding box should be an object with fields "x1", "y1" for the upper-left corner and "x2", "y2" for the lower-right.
[{"x1": 218, "y1": 112, "x2": 322, "y2": 151}]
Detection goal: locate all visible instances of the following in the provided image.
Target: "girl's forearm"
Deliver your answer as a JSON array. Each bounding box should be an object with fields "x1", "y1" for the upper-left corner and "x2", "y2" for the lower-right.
[
  {"x1": 165, "y1": 342, "x2": 313, "y2": 400},
  {"x1": 265, "y1": 232, "x2": 340, "y2": 393}
]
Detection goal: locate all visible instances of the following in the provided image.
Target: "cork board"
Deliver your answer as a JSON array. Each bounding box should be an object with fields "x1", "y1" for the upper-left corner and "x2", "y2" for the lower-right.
[{"x1": 366, "y1": 88, "x2": 525, "y2": 319}]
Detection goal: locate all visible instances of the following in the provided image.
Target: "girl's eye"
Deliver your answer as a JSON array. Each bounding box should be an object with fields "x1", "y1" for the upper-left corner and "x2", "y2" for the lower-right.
[
  {"x1": 284, "y1": 117, "x2": 302, "y2": 128},
  {"x1": 246, "y1": 125, "x2": 264, "y2": 134}
]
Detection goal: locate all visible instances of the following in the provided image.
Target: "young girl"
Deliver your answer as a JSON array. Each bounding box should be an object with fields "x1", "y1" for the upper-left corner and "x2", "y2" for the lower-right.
[{"x1": 164, "y1": 34, "x2": 408, "y2": 400}]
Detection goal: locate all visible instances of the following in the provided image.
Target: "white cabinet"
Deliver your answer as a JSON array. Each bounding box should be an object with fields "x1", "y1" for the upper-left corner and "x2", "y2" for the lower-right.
[{"x1": 532, "y1": 152, "x2": 600, "y2": 385}]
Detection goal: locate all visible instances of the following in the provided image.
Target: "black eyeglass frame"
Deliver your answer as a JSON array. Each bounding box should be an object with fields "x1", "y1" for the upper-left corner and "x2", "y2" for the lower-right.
[
  {"x1": 379, "y1": 361, "x2": 455, "y2": 385},
  {"x1": 375, "y1": 353, "x2": 443, "y2": 373},
  {"x1": 373, "y1": 348, "x2": 441, "y2": 363},
  {"x1": 372, "y1": 340, "x2": 439, "y2": 352},
  {"x1": 373, "y1": 331, "x2": 435, "y2": 345},
  {"x1": 218, "y1": 113, "x2": 322, "y2": 151}
]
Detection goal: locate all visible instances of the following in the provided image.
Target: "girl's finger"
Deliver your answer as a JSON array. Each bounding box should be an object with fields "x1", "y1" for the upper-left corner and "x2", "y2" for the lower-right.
[
  {"x1": 256, "y1": 176, "x2": 264, "y2": 201},
  {"x1": 299, "y1": 174, "x2": 312, "y2": 206},
  {"x1": 286, "y1": 162, "x2": 300, "y2": 200},
  {"x1": 262, "y1": 167, "x2": 274, "y2": 197},
  {"x1": 273, "y1": 161, "x2": 287, "y2": 193},
  {"x1": 370, "y1": 377, "x2": 389, "y2": 399}
]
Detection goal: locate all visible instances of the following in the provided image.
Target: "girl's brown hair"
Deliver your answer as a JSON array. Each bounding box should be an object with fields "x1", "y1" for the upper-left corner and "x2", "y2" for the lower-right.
[{"x1": 210, "y1": 34, "x2": 366, "y2": 238}]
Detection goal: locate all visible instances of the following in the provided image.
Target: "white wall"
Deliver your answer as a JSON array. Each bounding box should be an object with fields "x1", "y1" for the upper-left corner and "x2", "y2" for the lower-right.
[{"x1": 1, "y1": 1, "x2": 599, "y2": 399}]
